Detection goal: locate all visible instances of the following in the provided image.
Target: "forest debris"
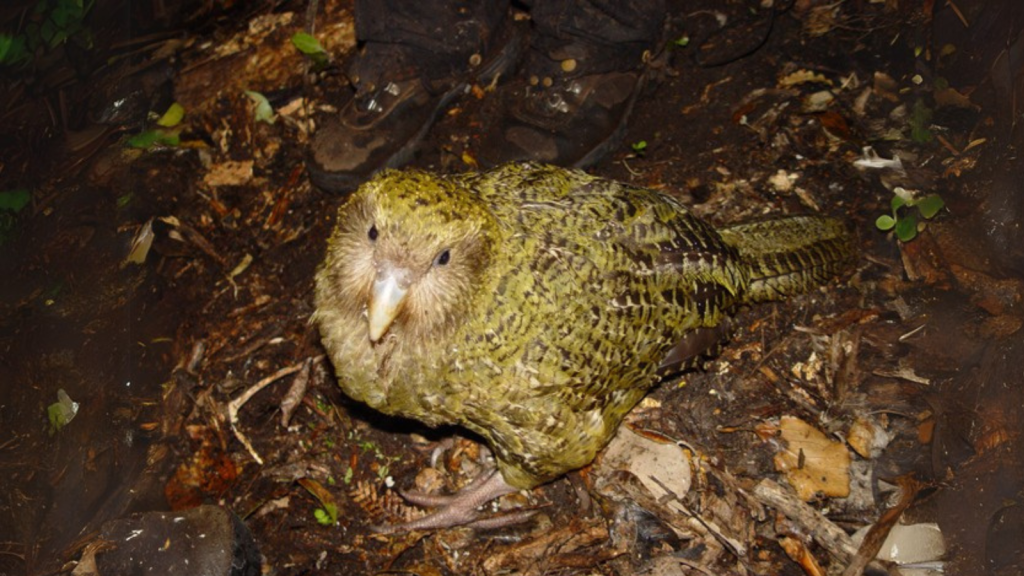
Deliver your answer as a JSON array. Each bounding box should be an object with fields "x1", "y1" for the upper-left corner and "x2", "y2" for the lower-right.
[
  {"x1": 753, "y1": 478, "x2": 858, "y2": 563},
  {"x1": 227, "y1": 362, "x2": 306, "y2": 464},
  {"x1": 779, "y1": 536, "x2": 826, "y2": 576},
  {"x1": 596, "y1": 470, "x2": 746, "y2": 557},
  {"x1": 280, "y1": 357, "x2": 313, "y2": 427},
  {"x1": 122, "y1": 218, "x2": 155, "y2": 267},
  {"x1": 852, "y1": 522, "x2": 946, "y2": 565},
  {"x1": 203, "y1": 159, "x2": 254, "y2": 187},
  {"x1": 349, "y1": 480, "x2": 419, "y2": 525},
  {"x1": 594, "y1": 427, "x2": 693, "y2": 514},
  {"x1": 847, "y1": 416, "x2": 892, "y2": 459},
  {"x1": 160, "y1": 215, "x2": 228, "y2": 266},
  {"x1": 841, "y1": 475, "x2": 922, "y2": 576},
  {"x1": 853, "y1": 146, "x2": 904, "y2": 172},
  {"x1": 768, "y1": 169, "x2": 797, "y2": 192},
  {"x1": 481, "y1": 518, "x2": 613, "y2": 575},
  {"x1": 773, "y1": 416, "x2": 851, "y2": 500},
  {"x1": 778, "y1": 69, "x2": 832, "y2": 88},
  {"x1": 799, "y1": 3, "x2": 840, "y2": 37},
  {"x1": 165, "y1": 424, "x2": 239, "y2": 508}
]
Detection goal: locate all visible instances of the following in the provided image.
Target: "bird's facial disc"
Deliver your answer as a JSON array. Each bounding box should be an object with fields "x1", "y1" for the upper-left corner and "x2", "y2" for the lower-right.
[{"x1": 368, "y1": 266, "x2": 411, "y2": 342}]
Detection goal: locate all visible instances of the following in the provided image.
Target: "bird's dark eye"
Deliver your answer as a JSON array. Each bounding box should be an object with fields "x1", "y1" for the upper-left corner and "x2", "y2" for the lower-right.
[
  {"x1": 434, "y1": 249, "x2": 451, "y2": 266},
  {"x1": 368, "y1": 225, "x2": 378, "y2": 241}
]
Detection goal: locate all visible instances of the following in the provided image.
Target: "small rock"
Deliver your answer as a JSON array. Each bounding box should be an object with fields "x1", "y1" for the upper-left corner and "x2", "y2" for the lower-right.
[{"x1": 74, "y1": 505, "x2": 260, "y2": 576}]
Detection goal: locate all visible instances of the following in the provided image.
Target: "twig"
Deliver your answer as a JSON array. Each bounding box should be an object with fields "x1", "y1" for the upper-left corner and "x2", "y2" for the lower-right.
[
  {"x1": 280, "y1": 356, "x2": 319, "y2": 427},
  {"x1": 228, "y1": 363, "x2": 305, "y2": 465},
  {"x1": 753, "y1": 478, "x2": 858, "y2": 562},
  {"x1": 841, "y1": 475, "x2": 922, "y2": 576},
  {"x1": 945, "y1": 0, "x2": 969, "y2": 28},
  {"x1": 649, "y1": 474, "x2": 748, "y2": 557}
]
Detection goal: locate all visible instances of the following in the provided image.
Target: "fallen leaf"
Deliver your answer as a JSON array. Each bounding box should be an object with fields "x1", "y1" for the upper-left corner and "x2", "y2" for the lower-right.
[
  {"x1": 773, "y1": 416, "x2": 851, "y2": 501},
  {"x1": 595, "y1": 427, "x2": 693, "y2": 513}
]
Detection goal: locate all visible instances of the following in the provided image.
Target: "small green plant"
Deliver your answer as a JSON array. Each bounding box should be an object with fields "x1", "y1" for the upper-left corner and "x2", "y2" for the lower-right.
[
  {"x1": 47, "y1": 388, "x2": 79, "y2": 435},
  {"x1": 1, "y1": 0, "x2": 95, "y2": 68},
  {"x1": 875, "y1": 187, "x2": 945, "y2": 242},
  {"x1": 630, "y1": 140, "x2": 648, "y2": 156},
  {"x1": 291, "y1": 32, "x2": 328, "y2": 67},
  {"x1": 313, "y1": 502, "x2": 338, "y2": 525},
  {"x1": 0, "y1": 189, "x2": 31, "y2": 245},
  {"x1": 126, "y1": 102, "x2": 184, "y2": 149},
  {"x1": 298, "y1": 478, "x2": 339, "y2": 526},
  {"x1": 351, "y1": 436, "x2": 401, "y2": 482},
  {"x1": 244, "y1": 90, "x2": 276, "y2": 124},
  {"x1": 0, "y1": 33, "x2": 30, "y2": 66},
  {"x1": 30, "y1": 0, "x2": 94, "y2": 50}
]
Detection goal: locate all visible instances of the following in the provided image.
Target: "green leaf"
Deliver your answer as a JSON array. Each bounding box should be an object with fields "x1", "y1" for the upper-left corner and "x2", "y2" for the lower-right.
[
  {"x1": 314, "y1": 508, "x2": 331, "y2": 525},
  {"x1": 40, "y1": 20, "x2": 56, "y2": 45},
  {"x1": 673, "y1": 35, "x2": 690, "y2": 47},
  {"x1": 244, "y1": 90, "x2": 276, "y2": 124},
  {"x1": 126, "y1": 129, "x2": 179, "y2": 149},
  {"x1": 314, "y1": 502, "x2": 338, "y2": 525},
  {"x1": 0, "y1": 189, "x2": 30, "y2": 212},
  {"x1": 47, "y1": 388, "x2": 79, "y2": 435},
  {"x1": 0, "y1": 33, "x2": 29, "y2": 65},
  {"x1": 127, "y1": 130, "x2": 161, "y2": 148},
  {"x1": 909, "y1": 99, "x2": 934, "y2": 143},
  {"x1": 916, "y1": 194, "x2": 945, "y2": 219},
  {"x1": 156, "y1": 102, "x2": 185, "y2": 127},
  {"x1": 291, "y1": 32, "x2": 325, "y2": 55},
  {"x1": 890, "y1": 194, "x2": 907, "y2": 212},
  {"x1": 875, "y1": 214, "x2": 896, "y2": 231},
  {"x1": 158, "y1": 131, "x2": 180, "y2": 146},
  {"x1": 895, "y1": 213, "x2": 918, "y2": 242}
]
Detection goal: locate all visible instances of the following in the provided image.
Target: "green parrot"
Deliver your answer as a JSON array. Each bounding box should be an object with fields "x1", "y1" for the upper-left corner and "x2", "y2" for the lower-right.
[{"x1": 314, "y1": 162, "x2": 853, "y2": 531}]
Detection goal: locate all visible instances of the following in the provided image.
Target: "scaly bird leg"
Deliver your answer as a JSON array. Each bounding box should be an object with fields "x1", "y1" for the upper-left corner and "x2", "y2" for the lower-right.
[{"x1": 374, "y1": 468, "x2": 536, "y2": 533}]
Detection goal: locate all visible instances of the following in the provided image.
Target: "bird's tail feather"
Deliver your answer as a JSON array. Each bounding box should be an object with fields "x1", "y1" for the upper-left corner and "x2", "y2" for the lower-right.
[{"x1": 719, "y1": 215, "x2": 855, "y2": 303}]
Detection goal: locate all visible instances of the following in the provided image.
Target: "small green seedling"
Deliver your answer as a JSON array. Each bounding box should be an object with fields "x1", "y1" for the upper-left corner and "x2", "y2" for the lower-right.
[
  {"x1": 0, "y1": 33, "x2": 30, "y2": 66},
  {"x1": 244, "y1": 90, "x2": 276, "y2": 124},
  {"x1": 314, "y1": 503, "x2": 338, "y2": 526},
  {"x1": 127, "y1": 102, "x2": 185, "y2": 149},
  {"x1": 1, "y1": 0, "x2": 95, "y2": 68},
  {"x1": 127, "y1": 129, "x2": 180, "y2": 149},
  {"x1": 631, "y1": 140, "x2": 648, "y2": 156},
  {"x1": 156, "y1": 102, "x2": 185, "y2": 127},
  {"x1": 0, "y1": 189, "x2": 30, "y2": 246},
  {"x1": 291, "y1": 32, "x2": 328, "y2": 67},
  {"x1": 875, "y1": 187, "x2": 945, "y2": 242},
  {"x1": 47, "y1": 388, "x2": 79, "y2": 435}
]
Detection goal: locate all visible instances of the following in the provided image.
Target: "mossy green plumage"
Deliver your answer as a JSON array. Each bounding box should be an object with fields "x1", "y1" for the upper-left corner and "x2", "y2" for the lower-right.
[{"x1": 314, "y1": 163, "x2": 854, "y2": 490}]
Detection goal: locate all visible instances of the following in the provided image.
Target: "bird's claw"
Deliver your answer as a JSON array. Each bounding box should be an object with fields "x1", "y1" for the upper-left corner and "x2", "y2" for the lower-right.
[{"x1": 373, "y1": 467, "x2": 534, "y2": 533}]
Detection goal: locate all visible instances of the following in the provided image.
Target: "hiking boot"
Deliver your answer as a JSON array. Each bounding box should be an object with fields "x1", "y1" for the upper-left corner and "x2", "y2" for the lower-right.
[
  {"x1": 475, "y1": 48, "x2": 656, "y2": 168},
  {"x1": 308, "y1": 20, "x2": 523, "y2": 193}
]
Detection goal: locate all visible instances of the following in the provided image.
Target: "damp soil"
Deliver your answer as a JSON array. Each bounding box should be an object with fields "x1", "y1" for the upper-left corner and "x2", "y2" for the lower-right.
[{"x1": 1, "y1": 0, "x2": 1023, "y2": 575}]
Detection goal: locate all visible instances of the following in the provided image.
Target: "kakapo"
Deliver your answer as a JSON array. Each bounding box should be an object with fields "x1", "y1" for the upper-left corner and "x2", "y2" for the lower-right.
[{"x1": 313, "y1": 162, "x2": 854, "y2": 531}]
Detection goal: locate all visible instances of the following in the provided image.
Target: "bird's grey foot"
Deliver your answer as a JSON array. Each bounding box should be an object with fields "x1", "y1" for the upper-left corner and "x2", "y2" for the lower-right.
[{"x1": 374, "y1": 468, "x2": 535, "y2": 533}]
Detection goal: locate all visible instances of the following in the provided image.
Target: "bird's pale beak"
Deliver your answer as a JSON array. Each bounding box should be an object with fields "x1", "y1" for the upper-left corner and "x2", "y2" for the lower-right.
[{"x1": 368, "y1": 267, "x2": 410, "y2": 342}]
